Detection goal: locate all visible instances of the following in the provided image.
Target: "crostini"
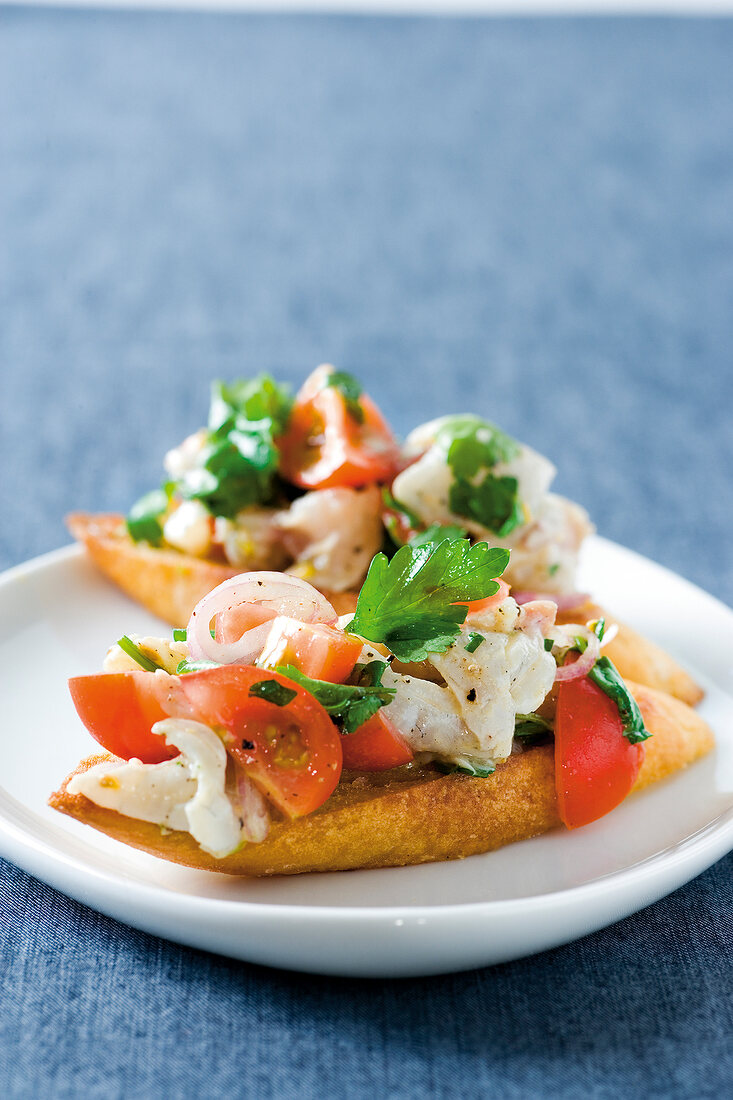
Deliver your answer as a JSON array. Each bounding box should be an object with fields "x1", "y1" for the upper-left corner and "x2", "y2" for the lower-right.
[{"x1": 51, "y1": 541, "x2": 713, "y2": 875}]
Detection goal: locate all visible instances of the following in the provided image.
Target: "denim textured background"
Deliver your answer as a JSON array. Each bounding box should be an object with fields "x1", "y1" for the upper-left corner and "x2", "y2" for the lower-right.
[{"x1": 1, "y1": 9, "x2": 732, "y2": 1097}]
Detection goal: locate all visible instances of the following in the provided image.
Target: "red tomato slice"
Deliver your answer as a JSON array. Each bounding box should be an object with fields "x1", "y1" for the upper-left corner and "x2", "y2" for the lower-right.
[
  {"x1": 278, "y1": 366, "x2": 400, "y2": 489},
  {"x1": 341, "y1": 711, "x2": 414, "y2": 771},
  {"x1": 258, "y1": 618, "x2": 363, "y2": 683},
  {"x1": 554, "y1": 672, "x2": 644, "y2": 828},
  {"x1": 179, "y1": 666, "x2": 342, "y2": 819},
  {"x1": 69, "y1": 672, "x2": 183, "y2": 764}
]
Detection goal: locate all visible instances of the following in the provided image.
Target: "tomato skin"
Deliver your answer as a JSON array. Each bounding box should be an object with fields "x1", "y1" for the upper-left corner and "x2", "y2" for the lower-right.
[
  {"x1": 68, "y1": 673, "x2": 181, "y2": 764},
  {"x1": 554, "y1": 673, "x2": 644, "y2": 829},
  {"x1": 278, "y1": 367, "x2": 400, "y2": 490},
  {"x1": 455, "y1": 580, "x2": 510, "y2": 616},
  {"x1": 258, "y1": 618, "x2": 363, "y2": 684},
  {"x1": 341, "y1": 711, "x2": 414, "y2": 771},
  {"x1": 179, "y1": 666, "x2": 342, "y2": 819}
]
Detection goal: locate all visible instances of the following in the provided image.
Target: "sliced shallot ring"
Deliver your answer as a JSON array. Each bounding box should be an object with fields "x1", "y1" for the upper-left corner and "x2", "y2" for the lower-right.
[
  {"x1": 553, "y1": 626, "x2": 601, "y2": 683},
  {"x1": 187, "y1": 572, "x2": 338, "y2": 665}
]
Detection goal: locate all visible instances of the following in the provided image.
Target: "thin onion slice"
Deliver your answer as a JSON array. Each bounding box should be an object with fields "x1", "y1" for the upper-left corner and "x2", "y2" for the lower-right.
[
  {"x1": 553, "y1": 625, "x2": 601, "y2": 683},
  {"x1": 187, "y1": 572, "x2": 338, "y2": 665}
]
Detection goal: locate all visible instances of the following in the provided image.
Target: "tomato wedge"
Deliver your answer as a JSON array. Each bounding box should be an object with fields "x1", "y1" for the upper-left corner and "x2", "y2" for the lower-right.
[
  {"x1": 341, "y1": 711, "x2": 414, "y2": 771},
  {"x1": 554, "y1": 672, "x2": 644, "y2": 828},
  {"x1": 257, "y1": 617, "x2": 363, "y2": 684},
  {"x1": 69, "y1": 672, "x2": 182, "y2": 764},
  {"x1": 69, "y1": 666, "x2": 343, "y2": 819},
  {"x1": 178, "y1": 666, "x2": 342, "y2": 819},
  {"x1": 278, "y1": 365, "x2": 400, "y2": 489}
]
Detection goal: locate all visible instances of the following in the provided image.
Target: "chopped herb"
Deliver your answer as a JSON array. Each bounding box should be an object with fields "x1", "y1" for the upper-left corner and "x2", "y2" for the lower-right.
[
  {"x1": 325, "y1": 370, "x2": 364, "y2": 424},
  {"x1": 176, "y1": 658, "x2": 222, "y2": 675},
  {"x1": 172, "y1": 628, "x2": 187, "y2": 642},
  {"x1": 449, "y1": 475, "x2": 523, "y2": 539},
  {"x1": 548, "y1": 563, "x2": 560, "y2": 577},
  {"x1": 347, "y1": 539, "x2": 510, "y2": 662},
  {"x1": 571, "y1": 619, "x2": 605, "y2": 655},
  {"x1": 434, "y1": 416, "x2": 524, "y2": 538},
  {"x1": 172, "y1": 375, "x2": 293, "y2": 520},
  {"x1": 465, "y1": 631, "x2": 485, "y2": 653},
  {"x1": 248, "y1": 680, "x2": 297, "y2": 707},
  {"x1": 544, "y1": 638, "x2": 555, "y2": 652},
  {"x1": 436, "y1": 416, "x2": 520, "y2": 471},
  {"x1": 208, "y1": 375, "x2": 293, "y2": 436},
  {"x1": 175, "y1": 424, "x2": 277, "y2": 519},
  {"x1": 352, "y1": 660, "x2": 391, "y2": 689},
  {"x1": 126, "y1": 487, "x2": 171, "y2": 545},
  {"x1": 514, "y1": 713, "x2": 553, "y2": 745},
  {"x1": 434, "y1": 756, "x2": 496, "y2": 779},
  {"x1": 589, "y1": 657, "x2": 651, "y2": 744},
  {"x1": 116, "y1": 635, "x2": 166, "y2": 673},
  {"x1": 276, "y1": 663, "x2": 395, "y2": 733}
]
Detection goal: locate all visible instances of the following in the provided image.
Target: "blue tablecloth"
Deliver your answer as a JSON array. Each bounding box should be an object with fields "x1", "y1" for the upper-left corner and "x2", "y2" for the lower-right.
[{"x1": 1, "y1": 9, "x2": 732, "y2": 1096}]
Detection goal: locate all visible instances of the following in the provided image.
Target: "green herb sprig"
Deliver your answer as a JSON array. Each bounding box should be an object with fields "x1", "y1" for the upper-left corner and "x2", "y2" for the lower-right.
[
  {"x1": 276, "y1": 661, "x2": 395, "y2": 733},
  {"x1": 347, "y1": 539, "x2": 510, "y2": 662},
  {"x1": 116, "y1": 636, "x2": 167, "y2": 673},
  {"x1": 127, "y1": 375, "x2": 294, "y2": 538},
  {"x1": 435, "y1": 416, "x2": 524, "y2": 538}
]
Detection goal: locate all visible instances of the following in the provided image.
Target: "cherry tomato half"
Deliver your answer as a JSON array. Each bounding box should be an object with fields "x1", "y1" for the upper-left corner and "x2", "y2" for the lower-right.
[
  {"x1": 68, "y1": 671, "x2": 183, "y2": 764},
  {"x1": 278, "y1": 366, "x2": 400, "y2": 490},
  {"x1": 257, "y1": 617, "x2": 363, "y2": 684},
  {"x1": 554, "y1": 672, "x2": 644, "y2": 828},
  {"x1": 341, "y1": 711, "x2": 414, "y2": 771},
  {"x1": 69, "y1": 666, "x2": 343, "y2": 819},
  {"x1": 178, "y1": 665, "x2": 342, "y2": 819}
]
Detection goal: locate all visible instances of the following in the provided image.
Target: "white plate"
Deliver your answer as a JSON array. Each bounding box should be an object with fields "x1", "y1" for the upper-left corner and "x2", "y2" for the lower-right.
[{"x1": 1, "y1": 539, "x2": 732, "y2": 978}]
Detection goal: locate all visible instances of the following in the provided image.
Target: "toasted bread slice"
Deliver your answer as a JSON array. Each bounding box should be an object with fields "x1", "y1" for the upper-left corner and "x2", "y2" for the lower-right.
[
  {"x1": 68, "y1": 513, "x2": 704, "y2": 705},
  {"x1": 49, "y1": 680, "x2": 713, "y2": 877},
  {"x1": 67, "y1": 513, "x2": 241, "y2": 628},
  {"x1": 67, "y1": 512, "x2": 355, "y2": 626}
]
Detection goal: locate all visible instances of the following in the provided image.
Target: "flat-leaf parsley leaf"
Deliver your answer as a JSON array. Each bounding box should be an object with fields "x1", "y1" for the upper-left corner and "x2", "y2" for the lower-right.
[
  {"x1": 347, "y1": 539, "x2": 510, "y2": 662},
  {"x1": 435, "y1": 416, "x2": 524, "y2": 538}
]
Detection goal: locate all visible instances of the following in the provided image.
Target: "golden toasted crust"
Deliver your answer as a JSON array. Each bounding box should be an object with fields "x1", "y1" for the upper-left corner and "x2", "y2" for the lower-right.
[
  {"x1": 67, "y1": 513, "x2": 241, "y2": 628},
  {"x1": 68, "y1": 514, "x2": 704, "y2": 704},
  {"x1": 49, "y1": 680, "x2": 713, "y2": 877}
]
